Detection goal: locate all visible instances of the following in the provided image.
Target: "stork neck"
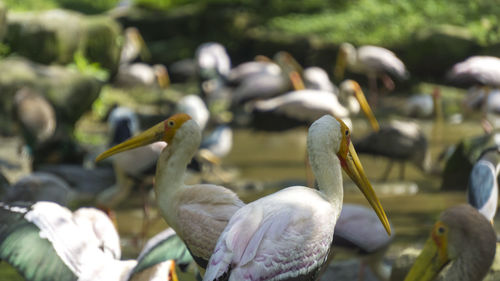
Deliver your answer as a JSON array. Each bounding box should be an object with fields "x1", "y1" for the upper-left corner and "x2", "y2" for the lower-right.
[
  {"x1": 154, "y1": 122, "x2": 201, "y2": 227},
  {"x1": 443, "y1": 246, "x2": 491, "y2": 281},
  {"x1": 308, "y1": 145, "x2": 343, "y2": 211}
]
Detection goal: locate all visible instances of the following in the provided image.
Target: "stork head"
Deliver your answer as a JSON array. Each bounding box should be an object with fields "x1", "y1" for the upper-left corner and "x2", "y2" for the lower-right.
[
  {"x1": 404, "y1": 205, "x2": 496, "y2": 281},
  {"x1": 310, "y1": 115, "x2": 390, "y2": 236},
  {"x1": 96, "y1": 114, "x2": 192, "y2": 162},
  {"x1": 334, "y1": 42, "x2": 355, "y2": 82}
]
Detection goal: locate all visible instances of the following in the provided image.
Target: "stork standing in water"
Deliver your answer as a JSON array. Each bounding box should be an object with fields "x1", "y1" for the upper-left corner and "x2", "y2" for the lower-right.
[
  {"x1": 334, "y1": 43, "x2": 409, "y2": 105},
  {"x1": 203, "y1": 115, "x2": 390, "y2": 281},
  {"x1": 354, "y1": 120, "x2": 430, "y2": 181},
  {"x1": 96, "y1": 113, "x2": 245, "y2": 276},
  {"x1": 404, "y1": 204, "x2": 496, "y2": 281}
]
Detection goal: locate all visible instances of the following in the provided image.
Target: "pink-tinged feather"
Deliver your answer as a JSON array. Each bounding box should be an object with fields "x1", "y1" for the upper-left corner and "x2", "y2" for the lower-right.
[{"x1": 204, "y1": 187, "x2": 337, "y2": 281}]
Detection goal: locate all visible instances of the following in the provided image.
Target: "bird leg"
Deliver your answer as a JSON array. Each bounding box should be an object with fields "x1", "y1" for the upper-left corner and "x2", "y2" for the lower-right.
[
  {"x1": 380, "y1": 160, "x2": 394, "y2": 181},
  {"x1": 368, "y1": 74, "x2": 379, "y2": 107},
  {"x1": 380, "y1": 73, "x2": 395, "y2": 92},
  {"x1": 357, "y1": 261, "x2": 366, "y2": 281},
  {"x1": 399, "y1": 161, "x2": 406, "y2": 181},
  {"x1": 139, "y1": 179, "x2": 152, "y2": 247}
]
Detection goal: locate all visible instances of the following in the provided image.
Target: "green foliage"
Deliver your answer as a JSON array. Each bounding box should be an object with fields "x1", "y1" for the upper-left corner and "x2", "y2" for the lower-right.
[
  {"x1": 3, "y1": 0, "x2": 119, "y2": 13},
  {"x1": 264, "y1": 0, "x2": 500, "y2": 46},
  {"x1": 55, "y1": 0, "x2": 121, "y2": 14},
  {"x1": 0, "y1": 43, "x2": 10, "y2": 58},
  {"x1": 1, "y1": 0, "x2": 58, "y2": 11},
  {"x1": 68, "y1": 50, "x2": 110, "y2": 82}
]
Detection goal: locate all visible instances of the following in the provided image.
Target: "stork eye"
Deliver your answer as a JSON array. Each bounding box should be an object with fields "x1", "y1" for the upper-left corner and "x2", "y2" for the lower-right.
[{"x1": 437, "y1": 226, "x2": 446, "y2": 235}]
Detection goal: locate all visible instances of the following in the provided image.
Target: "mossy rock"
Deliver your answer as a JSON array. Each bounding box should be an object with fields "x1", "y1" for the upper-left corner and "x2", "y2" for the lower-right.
[
  {"x1": 0, "y1": 57, "x2": 102, "y2": 134},
  {"x1": 82, "y1": 15, "x2": 122, "y2": 74},
  {"x1": 5, "y1": 9, "x2": 122, "y2": 72},
  {"x1": 402, "y1": 25, "x2": 480, "y2": 81}
]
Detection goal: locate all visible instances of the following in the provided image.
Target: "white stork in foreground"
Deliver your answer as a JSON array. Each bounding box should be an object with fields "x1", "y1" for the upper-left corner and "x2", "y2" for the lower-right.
[
  {"x1": 203, "y1": 114, "x2": 391, "y2": 281},
  {"x1": 0, "y1": 201, "x2": 192, "y2": 281}
]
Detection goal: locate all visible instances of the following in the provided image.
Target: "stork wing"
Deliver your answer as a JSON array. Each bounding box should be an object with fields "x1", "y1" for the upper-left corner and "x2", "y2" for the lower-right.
[
  {"x1": 176, "y1": 184, "x2": 245, "y2": 267},
  {"x1": 358, "y1": 46, "x2": 408, "y2": 79},
  {"x1": 127, "y1": 228, "x2": 193, "y2": 280},
  {"x1": 0, "y1": 202, "x2": 77, "y2": 281},
  {"x1": 467, "y1": 160, "x2": 496, "y2": 211},
  {"x1": 253, "y1": 90, "x2": 348, "y2": 121},
  {"x1": 204, "y1": 187, "x2": 334, "y2": 281}
]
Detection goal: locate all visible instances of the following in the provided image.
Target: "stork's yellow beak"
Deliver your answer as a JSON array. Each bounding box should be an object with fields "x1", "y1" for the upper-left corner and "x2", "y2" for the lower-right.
[
  {"x1": 404, "y1": 222, "x2": 449, "y2": 281},
  {"x1": 351, "y1": 81, "x2": 380, "y2": 131},
  {"x1": 334, "y1": 49, "x2": 347, "y2": 82},
  {"x1": 95, "y1": 113, "x2": 191, "y2": 162},
  {"x1": 341, "y1": 141, "x2": 391, "y2": 235},
  {"x1": 289, "y1": 71, "x2": 305, "y2": 91},
  {"x1": 168, "y1": 260, "x2": 179, "y2": 281}
]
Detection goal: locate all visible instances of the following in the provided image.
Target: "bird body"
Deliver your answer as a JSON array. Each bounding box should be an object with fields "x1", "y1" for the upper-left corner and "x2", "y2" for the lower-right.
[
  {"x1": 96, "y1": 114, "x2": 245, "y2": 270},
  {"x1": 97, "y1": 107, "x2": 166, "y2": 208},
  {"x1": 13, "y1": 87, "x2": 56, "y2": 151},
  {"x1": 354, "y1": 120, "x2": 430, "y2": 179},
  {"x1": 195, "y1": 42, "x2": 231, "y2": 81},
  {"x1": 333, "y1": 203, "x2": 395, "y2": 281},
  {"x1": 205, "y1": 186, "x2": 336, "y2": 281},
  {"x1": 335, "y1": 43, "x2": 408, "y2": 82},
  {"x1": 303, "y1": 66, "x2": 338, "y2": 93},
  {"x1": 176, "y1": 94, "x2": 210, "y2": 131},
  {"x1": 203, "y1": 115, "x2": 390, "y2": 281},
  {"x1": 447, "y1": 56, "x2": 500, "y2": 87},
  {"x1": 467, "y1": 149, "x2": 500, "y2": 222},
  {"x1": 404, "y1": 204, "x2": 496, "y2": 281},
  {"x1": 251, "y1": 81, "x2": 379, "y2": 132}
]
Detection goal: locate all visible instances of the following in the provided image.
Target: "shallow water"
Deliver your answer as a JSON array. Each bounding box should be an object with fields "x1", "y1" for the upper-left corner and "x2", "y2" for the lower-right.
[{"x1": 1, "y1": 114, "x2": 499, "y2": 280}]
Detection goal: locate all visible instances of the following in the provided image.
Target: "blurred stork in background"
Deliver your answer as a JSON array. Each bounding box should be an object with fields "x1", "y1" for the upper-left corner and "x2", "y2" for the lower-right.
[
  {"x1": 115, "y1": 27, "x2": 170, "y2": 99},
  {"x1": 334, "y1": 43, "x2": 409, "y2": 105},
  {"x1": 404, "y1": 87, "x2": 443, "y2": 120},
  {"x1": 326, "y1": 203, "x2": 395, "y2": 281},
  {"x1": 467, "y1": 147, "x2": 500, "y2": 224},
  {"x1": 195, "y1": 42, "x2": 231, "y2": 99},
  {"x1": 250, "y1": 79, "x2": 379, "y2": 132},
  {"x1": 447, "y1": 56, "x2": 500, "y2": 89},
  {"x1": 0, "y1": 201, "x2": 192, "y2": 281},
  {"x1": 354, "y1": 120, "x2": 430, "y2": 181},
  {"x1": 96, "y1": 106, "x2": 165, "y2": 239},
  {"x1": 13, "y1": 87, "x2": 56, "y2": 156},
  {"x1": 229, "y1": 51, "x2": 305, "y2": 107},
  {"x1": 12, "y1": 87, "x2": 86, "y2": 168}
]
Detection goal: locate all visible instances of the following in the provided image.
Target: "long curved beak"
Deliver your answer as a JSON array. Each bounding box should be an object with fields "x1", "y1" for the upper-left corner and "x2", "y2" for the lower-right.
[
  {"x1": 289, "y1": 71, "x2": 305, "y2": 90},
  {"x1": 334, "y1": 51, "x2": 347, "y2": 82},
  {"x1": 96, "y1": 122, "x2": 165, "y2": 162},
  {"x1": 342, "y1": 142, "x2": 391, "y2": 235},
  {"x1": 353, "y1": 85, "x2": 380, "y2": 131},
  {"x1": 404, "y1": 236, "x2": 449, "y2": 281}
]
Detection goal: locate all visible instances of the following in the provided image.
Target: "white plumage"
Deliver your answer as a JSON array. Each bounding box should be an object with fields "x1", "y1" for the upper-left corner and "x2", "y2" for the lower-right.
[
  {"x1": 448, "y1": 56, "x2": 500, "y2": 87},
  {"x1": 203, "y1": 115, "x2": 389, "y2": 281}
]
